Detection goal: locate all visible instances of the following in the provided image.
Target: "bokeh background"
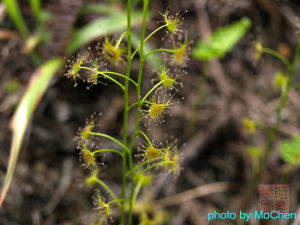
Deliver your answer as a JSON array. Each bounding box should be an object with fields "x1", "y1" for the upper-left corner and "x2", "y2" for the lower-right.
[{"x1": 1, "y1": 0, "x2": 300, "y2": 224}]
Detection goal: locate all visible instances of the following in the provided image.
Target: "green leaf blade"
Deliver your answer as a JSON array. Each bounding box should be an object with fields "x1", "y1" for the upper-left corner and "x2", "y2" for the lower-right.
[
  {"x1": 0, "y1": 58, "x2": 63, "y2": 208},
  {"x1": 192, "y1": 17, "x2": 251, "y2": 61},
  {"x1": 67, "y1": 11, "x2": 143, "y2": 54}
]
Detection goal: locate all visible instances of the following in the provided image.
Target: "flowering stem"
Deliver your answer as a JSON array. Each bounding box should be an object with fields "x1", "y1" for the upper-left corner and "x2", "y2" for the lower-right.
[
  {"x1": 128, "y1": 0, "x2": 150, "y2": 224},
  {"x1": 95, "y1": 178, "x2": 121, "y2": 208},
  {"x1": 88, "y1": 132, "x2": 130, "y2": 153},
  {"x1": 131, "y1": 24, "x2": 168, "y2": 60},
  {"x1": 241, "y1": 41, "x2": 300, "y2": 208},
  {"x1": 121, "y1": 0, "x2": 132, "y2": 223},
  {"x1": 144, "y1": 48, "x2": 175, "y2": 59},
  {"x1": 261, "y1": 42, "x2": 300, "y2": 167},
  {"x1": 93, "y1": 149, "x2": 123, "y2": 157}
]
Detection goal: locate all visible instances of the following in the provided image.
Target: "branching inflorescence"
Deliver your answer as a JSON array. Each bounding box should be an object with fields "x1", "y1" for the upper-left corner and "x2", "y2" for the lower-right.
[{"x1": 65, "y1": 2, "x2": 189, "y2": 224}]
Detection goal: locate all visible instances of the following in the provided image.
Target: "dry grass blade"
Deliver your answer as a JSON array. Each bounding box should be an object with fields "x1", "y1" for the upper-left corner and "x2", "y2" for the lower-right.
[
  {"x1": 0, "y1": 58, "x2": 63, "y2": 209},
  {"x1": 153, "y1": 182, "x2": 233, "y2": 207}
]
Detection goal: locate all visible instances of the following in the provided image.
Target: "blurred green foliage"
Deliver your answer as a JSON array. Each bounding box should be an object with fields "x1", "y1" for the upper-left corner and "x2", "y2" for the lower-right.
[
  {"x1": 280, "y1": 135, "x2": 300, "y2": 166},
  {"x1": 5, "y1": 79, "x2": 21, "y2": 94},
  {"x1": 192, "y1": 17, "x2": 251, "y2": 61}
]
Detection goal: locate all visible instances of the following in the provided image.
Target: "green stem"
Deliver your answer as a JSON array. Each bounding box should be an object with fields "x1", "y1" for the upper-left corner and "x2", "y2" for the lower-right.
[
  {"x1": 131, "y1": 24, "x2": 168, "y2": 60},
  {"x1": 128, "y1": 102, "x2": 139, "y2": 110},
  {"x1": 109, "y1": 199, "x2": 125, "y2": 205},
  {"x1": 128, "y1": 1, "x2": 150, "y2": 224},
  {"x1": 241, "y1": 42, "x2": 300, "y2": 208},
  {"x1": 262, "y1": 48, "x2": 291, "y2": 69},
  {"x1": 144, "y1": 48, "x2": 175, "y2": 59},
  {"x1": 116, "y1": 31, "x2": 127, "y2": 48},
  {"x1": 79, "y1": 67, "x2": 137, "y2": 87},
  {"x1": 120, "y1": 0, "x2": 133, "y2": 223},
  {"x1": 132, "y1": 181, "x2": 143, "y2": 205},
  {"x1": 133, "y1": 160, "x2": 156, "y2": 172},
  {"x1": 137, "y1": 130, "x2": 151, "y2": 145},
  {"x1": 103, "y1": 71, "x2": 137, "y2": 87},
  {"x1": 88, "y1": 132, "x2": 129, "y2": 153},
  {"x1": 141, "y1": 80, "x2": 164, "y2": 102},
  {"x1": 99, "y1": 72, "x2": 125, "y2": 90},
  {"x1": 128, "y1": 100, "x2": 152, "y2": 111},
  {"x1": 95, "y1": 179, "x2": 121, "y2": 208},
  {"x1": 93, "y1": 149, "x2": 123, "y2": 157},
  {"x1": 140, "y1": 162, "x2": 161, "y2": 174}
]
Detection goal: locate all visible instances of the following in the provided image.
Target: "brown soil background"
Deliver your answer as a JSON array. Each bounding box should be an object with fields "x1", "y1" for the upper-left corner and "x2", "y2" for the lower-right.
[{"x1": 1, "y1": 0, "x2": 300, "y2": 224}]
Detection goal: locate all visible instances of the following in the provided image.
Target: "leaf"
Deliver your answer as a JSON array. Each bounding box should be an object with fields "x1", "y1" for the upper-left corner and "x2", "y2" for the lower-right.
[
  {"x1": 280, "y1": 135, "x2": 300, "y2": 166},
  {"x1": 192, "y1": 17, "x2": 251, "y2": 61},
  {"x1": 0, "y1": 58, "x2": 63, "y2": 208},
  {"x1": 80, "y1": 3, "x2": 122, "y2": 16},
  {"x1": 29, "y1": 0, "x2": 42, "y2": 24},
  {"x1": 3, "y1": 0, "x2": 30, "y2": 38},
  {"x1": 67, "y1": 11, "x2": 143, "y2": 54}
]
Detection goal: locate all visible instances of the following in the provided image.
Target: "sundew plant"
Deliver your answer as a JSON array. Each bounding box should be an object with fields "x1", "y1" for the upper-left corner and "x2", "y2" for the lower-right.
[{"x1": 65, "y1": 0, "x2": 189, "y2": 224}]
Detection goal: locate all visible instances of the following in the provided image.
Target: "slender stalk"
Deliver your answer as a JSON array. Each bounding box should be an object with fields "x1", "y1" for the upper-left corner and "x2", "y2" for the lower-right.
[
  {"x1": 133, "y1": 160, "x2": 149, "y2": 172},
  {"x1": 88, "y1": 132, "x2": 129, "y2": 153},
  {"x1": 132, "y1": 181, "x2": 143, "y2": 205},
  {"x1": 137, "y1": 130, "x2": 151, "y2": 145},
  {"x1": 79, "y1": 67, "x2": 137, "y2": 86},
  {"x1": 109, "y1": 199, "x2": 125, "y2": 205},
  {"x1": 262, "y1": 48, "x2": 290, "y2": 69},
  {"x1": 116, "y1": 31, "x2": 128, "y2": 48},
  {"x1": 141, "y1": 80, "x2": 163, "y2": 102},
  {"x1": 128, "y1": 1, "x2": 150, "y2": 224},
  {"x1": 241, "y1": 42, "x2": 300, "y2": 209},
  {"x1": 131, "y1": 24, "x2": 168, "y2": 60},
  {"x1": 103, "y1": 72, "x2": 137, "y2": 87},
  {"x1": 93, "y1": 149, "x2": 123, "y2": 157},
  {"x1": 128, "y1": 100, "x2": 152, "y2": 111},
  {"x1": 144, "y1": 48, "x2": 175, "y2": 59},
  {"x1": 128, "y1": 102, "x2": 139, "y2": 110},
  {"x1": 140, "y1": 162, "x2": 162, "y2": 174},
  {"x1": 99, "y1": 72, "x2": 125, "y2": 90},
  {"x1": 95, "y1": 179, "x2": 121, "y2": 207},
  {"x1": 120, "y1": 0, "x2": 133, "y2": 223}
]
